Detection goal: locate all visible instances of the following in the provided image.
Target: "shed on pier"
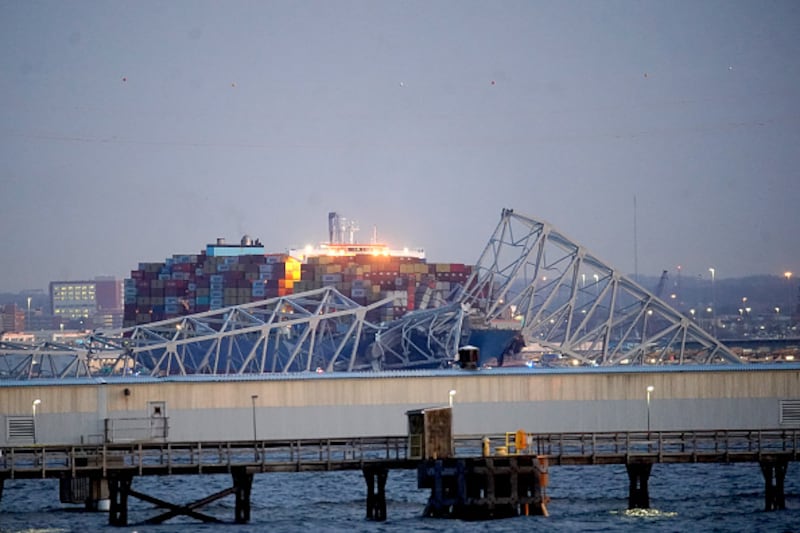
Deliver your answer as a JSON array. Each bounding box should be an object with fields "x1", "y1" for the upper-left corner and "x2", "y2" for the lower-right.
[{"x1": 406, "y1": 406, "x2": 453, "y2": 460}]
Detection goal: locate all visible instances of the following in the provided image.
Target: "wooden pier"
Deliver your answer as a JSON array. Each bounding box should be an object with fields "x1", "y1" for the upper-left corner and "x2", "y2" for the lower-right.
[
  {"x1": 418, "y1": 455, "x2": 549, "y2": 519},
  {"x1": 1, "y1": 429, "x2": 798, "y2": 524}
]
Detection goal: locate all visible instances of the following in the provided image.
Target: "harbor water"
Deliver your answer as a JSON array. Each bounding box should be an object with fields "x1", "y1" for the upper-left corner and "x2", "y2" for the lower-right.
[{"x1": 1, "y1": 463, "x2": 798, "y2": 532}]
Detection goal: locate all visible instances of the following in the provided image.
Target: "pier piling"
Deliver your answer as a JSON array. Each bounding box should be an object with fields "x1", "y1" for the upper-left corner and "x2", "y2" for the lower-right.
[
  {"x1": 363, "y1": 466, "x2": 388, "y2": 521},
  {"x1": 107, "y1": 473, "x2": 131, "y2": 526},
  {"x1": 760, "y1": 460, "x2": 788, "y2": 511},
  {"x1": 625, "y1": 463, "x2": 653, "y2": 509},
  {"x1": 233, "y1": 468, "x2": 254, "y2": 523}
]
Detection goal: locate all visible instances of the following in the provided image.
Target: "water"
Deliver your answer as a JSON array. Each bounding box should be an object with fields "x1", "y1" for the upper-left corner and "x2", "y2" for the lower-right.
[{"x1": 1, "y1": 463, "x2": 798, "y2": 532}]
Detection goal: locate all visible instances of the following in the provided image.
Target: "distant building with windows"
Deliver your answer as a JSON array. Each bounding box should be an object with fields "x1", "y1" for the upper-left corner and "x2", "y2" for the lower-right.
[
  {"x1": 50, "y1": 277, "x2": 123, "y2": 329},
  {"x1": 94, "y1": 276, "x2": 124, "y2": 329},
  {"x1": 0, "y1": 304, "x2": 24, "y2": 333}
]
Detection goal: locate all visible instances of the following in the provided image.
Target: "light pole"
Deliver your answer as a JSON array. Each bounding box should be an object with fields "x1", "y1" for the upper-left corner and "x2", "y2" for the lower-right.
[
  {"x1": 26, "y1": 296, "x2": 32, "y2": 331},
  {"x1": 448, "y1": 389, "x2": 457, "y2": 408},
  {"x1": 645, "y1": 386, "x2": 654, "y2": 433},
  {"x1": 785, "y1": 272, "x2": 793, "y2": 319},
  {"x1": 708, "y1": 268, "x2": 716, "y2": 337},
  {"x1": 32, "y1": 399, "x2": 42, "y2": 444},
  {"x1": 250, "y1": 395, "x2": 259, "y2": 442}
]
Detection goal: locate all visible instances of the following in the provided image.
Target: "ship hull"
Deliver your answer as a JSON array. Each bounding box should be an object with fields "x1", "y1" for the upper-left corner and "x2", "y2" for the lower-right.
[{"x1": 467, "y1": 327, "x2": 522, "y2": 367}]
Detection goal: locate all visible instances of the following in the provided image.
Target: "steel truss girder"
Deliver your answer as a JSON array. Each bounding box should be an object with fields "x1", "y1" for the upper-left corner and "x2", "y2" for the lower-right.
[
  {"x1": 0, "y1": 288, "x2": 394, "y2": 379},
  {"x1": 0, "y1": 340, "x2": 93, "y2": 379},
  {"x1": 459, "y1": 208, "x2": 742, "y2": 365},
  {"x1": 0, "y1": 209, "x2": 744, "y2": 381},
  {"x1": 369, "y1": 302, "x2": 466, "y2": 370},
  {"x1": 97, "y1": 287, "x2": 391, "y2": 376}
]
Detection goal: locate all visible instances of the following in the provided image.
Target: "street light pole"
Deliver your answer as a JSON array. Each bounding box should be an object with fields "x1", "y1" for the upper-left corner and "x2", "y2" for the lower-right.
[
  {"x1": 32, "y1": 399, "x2": 41, "y2": 444},
  {"x1": 250, "y1": 395, "x2": 259, "y2": 442},
  {"x1": 26, "y1": 296, "x2": 32, "y2": 332},
  {"x1": 646, "y1": 386, "x2": 654, "y2": 433},
  {"x1": 708, "y1": 268, "x2": 716, "y2": 337}
]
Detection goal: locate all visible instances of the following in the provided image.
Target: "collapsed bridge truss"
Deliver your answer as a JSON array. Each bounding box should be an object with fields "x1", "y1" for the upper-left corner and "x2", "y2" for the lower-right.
[
  {"x1": 0, "y1": 209, "x2": 742, "y2": 380},
  {"x1": 0, "y1": 286, "x2": 467, "y2": 379},
  {"x1": 460, "y1": 209, "x2": 741, "y2": 365}
]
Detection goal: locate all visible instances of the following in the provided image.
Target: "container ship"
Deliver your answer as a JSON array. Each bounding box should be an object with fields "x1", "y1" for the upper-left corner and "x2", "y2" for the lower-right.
[{"x1": 122, "y1": 213, "x2": 520, "y2": 370}]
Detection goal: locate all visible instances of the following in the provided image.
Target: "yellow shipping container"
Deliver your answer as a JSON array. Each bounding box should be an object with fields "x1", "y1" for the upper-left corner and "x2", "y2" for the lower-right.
[{"x1": 435, "y1": 263, "x2": 451, "y2": 273}]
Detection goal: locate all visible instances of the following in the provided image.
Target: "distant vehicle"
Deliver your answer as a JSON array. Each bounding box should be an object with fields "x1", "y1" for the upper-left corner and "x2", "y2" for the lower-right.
[{"x1": 540, "y1": 353, "x2": 562, "y2": 365}]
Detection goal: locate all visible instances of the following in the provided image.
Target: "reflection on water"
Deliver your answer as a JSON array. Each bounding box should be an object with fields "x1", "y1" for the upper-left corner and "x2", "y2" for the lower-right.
[{"x1": 615, "y1": 508, "x2": 679, "y2": 518}]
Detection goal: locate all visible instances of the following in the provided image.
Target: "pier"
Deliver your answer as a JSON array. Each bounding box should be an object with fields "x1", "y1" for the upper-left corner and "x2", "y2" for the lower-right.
[{"x1": 1, "y1": 429, "x2": 797, "y2": 524}]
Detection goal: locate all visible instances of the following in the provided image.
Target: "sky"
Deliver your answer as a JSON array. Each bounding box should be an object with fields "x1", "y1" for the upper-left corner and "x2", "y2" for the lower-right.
[{"x1": 1, "y1": 0, "x2": 799, "y2": 292}]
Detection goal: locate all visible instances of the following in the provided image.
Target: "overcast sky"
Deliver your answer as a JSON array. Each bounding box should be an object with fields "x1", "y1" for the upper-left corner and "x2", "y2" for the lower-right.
[{"x1": 2, "y1": 0, "x2": 799, "y2": 292}]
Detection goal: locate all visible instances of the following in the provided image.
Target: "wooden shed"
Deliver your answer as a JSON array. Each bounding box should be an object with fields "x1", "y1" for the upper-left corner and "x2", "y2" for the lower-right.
[{"x1": 406, "y1": 406, "x2": 453, "y2": 460}]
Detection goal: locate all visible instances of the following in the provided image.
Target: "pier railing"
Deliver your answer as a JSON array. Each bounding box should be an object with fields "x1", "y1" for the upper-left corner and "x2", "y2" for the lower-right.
[
  {"x1": 462, "y1": 429, "x2": 800, "y2": 465},
  {"x1": 0, "y1": 436, "x2": 412, "y2": 479},
  {"x1": 2, "y1": 430, "x2": 798, "y2": 479}
]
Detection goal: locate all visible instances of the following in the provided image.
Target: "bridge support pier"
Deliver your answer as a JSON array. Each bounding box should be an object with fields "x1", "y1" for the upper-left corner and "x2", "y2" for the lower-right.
[
  {"x1": 626, "y1": 463, "x2": 653, "y2": 509},
  {"x1": 760, "y1": 460, "x2": 788, "y2": 511},
  {"x1": 363, "y1": 465, "x2": 388, "y2": 521}
]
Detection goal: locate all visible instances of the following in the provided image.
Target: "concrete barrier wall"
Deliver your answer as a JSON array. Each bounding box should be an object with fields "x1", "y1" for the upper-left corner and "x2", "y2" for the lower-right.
[{"x1": 2, "y1": 367, "x2": 798, "y2": 445}]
